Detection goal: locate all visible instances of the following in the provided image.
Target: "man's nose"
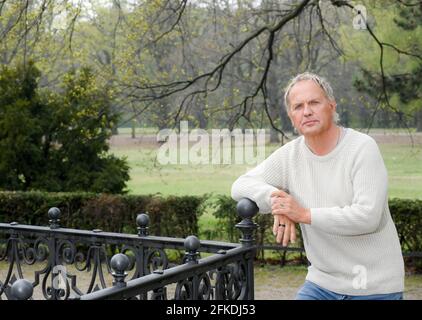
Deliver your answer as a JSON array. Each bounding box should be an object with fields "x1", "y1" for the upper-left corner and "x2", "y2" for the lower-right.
[{"x1": 304, "y1": 103, "x2": 313, "y2": 116}]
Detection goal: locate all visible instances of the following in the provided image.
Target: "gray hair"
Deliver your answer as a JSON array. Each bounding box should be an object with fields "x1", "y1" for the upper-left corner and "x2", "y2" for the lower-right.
[{"x1": 283, "y1": 72, "x2": 339, "y2": 124}]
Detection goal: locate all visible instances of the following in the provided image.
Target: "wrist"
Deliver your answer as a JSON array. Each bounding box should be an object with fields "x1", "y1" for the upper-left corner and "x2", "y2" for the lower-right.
[{"x1": 300, "y1": 208, "x2": 311, "y2": 224}]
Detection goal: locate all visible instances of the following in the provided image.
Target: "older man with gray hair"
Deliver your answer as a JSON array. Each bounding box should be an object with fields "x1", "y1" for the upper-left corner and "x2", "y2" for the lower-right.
[{"x1": 231, "y1": 72, "x2": 405, "y2": 300}]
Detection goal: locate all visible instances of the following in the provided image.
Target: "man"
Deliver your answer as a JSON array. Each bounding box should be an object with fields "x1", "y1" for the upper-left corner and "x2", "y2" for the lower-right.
[{"x1": 231, "y1": 72, "x2": 405, "y2": 300}]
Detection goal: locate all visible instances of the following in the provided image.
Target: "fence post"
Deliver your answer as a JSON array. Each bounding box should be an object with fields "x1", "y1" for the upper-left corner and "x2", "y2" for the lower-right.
[
  {"x1": 183, "y1": 235, "x2": 200, "y2": 300},
  {"x1": 235, "y1": 198, "x2": 259, "y2": 300},
  {"x1": 136, "y1": 213, "x2": 151, "y2": 299},
  {"x1": 48, "y1": 207, "x2": 62, "y2": 300}
]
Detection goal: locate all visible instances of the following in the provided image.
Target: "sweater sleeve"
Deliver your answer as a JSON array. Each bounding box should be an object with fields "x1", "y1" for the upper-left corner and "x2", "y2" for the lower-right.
[
  {"x1": 231, "y1": 148, "x2": 285, "y2": 214},
  {"x1": 310, "y1": 138, "x2": 388, "y2": 236}
]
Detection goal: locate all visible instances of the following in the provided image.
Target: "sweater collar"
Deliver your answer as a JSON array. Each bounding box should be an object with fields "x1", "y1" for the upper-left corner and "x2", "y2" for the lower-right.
[{"x1": 300, "y1": 127, "x2": 351, "y2": 161}]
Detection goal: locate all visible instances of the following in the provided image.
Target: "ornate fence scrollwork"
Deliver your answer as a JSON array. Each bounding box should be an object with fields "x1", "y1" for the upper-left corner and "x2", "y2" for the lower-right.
[
  {"x1": 144, "y1": 248, "x2": 168, "y2": 275},
  {"x1": 0, "y1": 198, "x2": 259, "y2": 300},
  {"x1": 215, "y1": 261, "x2": 248, "y2": 300}
]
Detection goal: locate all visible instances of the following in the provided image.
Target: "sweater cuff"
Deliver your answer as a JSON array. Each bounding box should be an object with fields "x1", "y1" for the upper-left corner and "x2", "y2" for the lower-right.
[{"x1": 256, "y1": 185, "x2": 279, "y2": 214}]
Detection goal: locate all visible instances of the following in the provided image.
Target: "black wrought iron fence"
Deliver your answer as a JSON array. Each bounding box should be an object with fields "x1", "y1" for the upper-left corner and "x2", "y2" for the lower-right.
[{"x1": 0, "y1": 198, "x2": 259, "y2": 300}]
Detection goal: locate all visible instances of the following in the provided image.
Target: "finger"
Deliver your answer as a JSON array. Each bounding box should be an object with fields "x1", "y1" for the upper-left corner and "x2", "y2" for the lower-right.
[
  {"x1": 276, "y1": 216, "x2": 286, "y2": 243},
  {"x1": 271, "y1": 199, "x2": 284, "y2": 211},
  {"x1": 272, "y1": 208, "x2": 287, "y2": 216},
  {"x1": 270, "y1": 190, "x2": 282, "y2": 198},
  {"x1": 276, "y1": 224, "x2": 285, "y2": 244},
  {"x1": 274, "y1": 199, "x2": 291, "y2": 214},
  {"x1": 271, "y1": 190, "x2": 289, "y2": 198},
  {"x1": 283, "y1": 223, "x2": 290, "y2": 247},
  {"x1": 290, "y1": 223, "x2": 297, "y2": 244},
  {"x1": 276, "y1": 189, "x2": 289, "y2": 198},
  {"x1": 271, "y1": 203, "x2": 284, "y2": 213}
]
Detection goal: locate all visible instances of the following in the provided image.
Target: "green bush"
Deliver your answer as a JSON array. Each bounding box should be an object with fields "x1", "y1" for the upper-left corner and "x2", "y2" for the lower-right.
[
  {"x1": 0, "y1": 191, "x2": 204, "y2": 238},
  {"x1": 389, "y1": 198, "x2": 422, "y2": 266},
  {"x1": 0, "y1": 62, "x2": 129, "y2": 193}
]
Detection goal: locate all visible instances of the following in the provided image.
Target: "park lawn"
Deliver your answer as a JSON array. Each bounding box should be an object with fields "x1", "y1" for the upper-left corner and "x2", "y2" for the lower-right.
[
  {"x1": 379, "y1": 144, "x2": 422, "y2": 199},
  {"x1": 110, "y1": 141, "x2": 422, "y2": 199}
]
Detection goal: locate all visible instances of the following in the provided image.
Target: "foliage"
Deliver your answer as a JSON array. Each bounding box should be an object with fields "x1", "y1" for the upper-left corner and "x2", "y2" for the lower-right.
[
  {"x1": 4, "y1": 1, "x2": 421, "y2": 133},
  {"x1": 0, "y1": 62, "x2": 129, "y2": 193},
  {"x1": 389, "y1": 198, "x2": 422, "y2": 254},
  {"x1": 338, "y1": 1, "x2": 422, "y2": 130},
  {"x1": 0, "y1": 191, "x2": 204, "y2": 238},
  {"x1": 0, "y1": 62, "x2": 46, "y2": 190}
]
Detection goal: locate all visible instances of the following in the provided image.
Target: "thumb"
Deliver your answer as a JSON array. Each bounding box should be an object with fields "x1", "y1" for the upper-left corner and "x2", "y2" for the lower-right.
[{"x1": 271, "y1": 189, "x2": 289, "y2": 198}]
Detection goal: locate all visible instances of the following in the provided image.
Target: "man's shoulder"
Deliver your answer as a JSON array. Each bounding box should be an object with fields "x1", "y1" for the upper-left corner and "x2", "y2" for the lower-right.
[
  {"x1": 265, "y1": 136, "x2": 302, "y2": 164},
  {"x1": 346, "y1": 128, "x2": 377, "y2": 146},
  {"x1": 343, "y1": 129, "x2": 382, "y2": 160},
  {"x1": 274, "y1": 135, "x2": 303, "y2": 153}
]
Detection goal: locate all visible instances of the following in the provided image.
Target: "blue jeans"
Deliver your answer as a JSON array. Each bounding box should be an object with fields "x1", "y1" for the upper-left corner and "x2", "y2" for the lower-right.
[{"x1": 295, "y1": 281, "x2": 403, "y2": 300}]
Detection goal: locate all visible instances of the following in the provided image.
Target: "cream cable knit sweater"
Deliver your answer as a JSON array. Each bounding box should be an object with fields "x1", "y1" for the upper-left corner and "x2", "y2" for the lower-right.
[{"x1": 231, "y1": 128, "x2": 404, "y2": 295}]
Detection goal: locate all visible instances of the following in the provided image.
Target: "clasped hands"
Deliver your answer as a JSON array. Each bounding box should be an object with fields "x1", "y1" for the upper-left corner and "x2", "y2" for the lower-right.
[{"x1": 270, "y1": 189, "x2": 311, "y2": 246}]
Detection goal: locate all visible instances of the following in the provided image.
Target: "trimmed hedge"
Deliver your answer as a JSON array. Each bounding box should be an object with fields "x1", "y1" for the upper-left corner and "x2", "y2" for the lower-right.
[
  {"x1": 389, "y1": 198, "x2": 422, "y2": 254},
  {"x1": 0, "y1": 191, "x2": 205, "y2": 238},
  {"x1": 1, "y1": 192, "x2": 421, "y2": 258}
]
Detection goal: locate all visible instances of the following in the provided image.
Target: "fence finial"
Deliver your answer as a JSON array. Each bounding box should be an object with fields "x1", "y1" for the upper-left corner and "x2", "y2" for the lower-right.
[
  {"x1": 235, "y1": 198, "x2": 259, "y2": 246},
  {"x1": 11, "y1": 279, "x2": 33, "y2": 300},
  {"x1": 48, "y1": 207, "x2": 61, "y2": 229},
  {"x1": 136, "y1": 213, "x2": 149, "y2": 236},
  {"x1": 110, "y1": 253, "x2": 130, "y2": 288},
  {"x1": 184, "y1": 235, "x2": 200, "y2": 264}
]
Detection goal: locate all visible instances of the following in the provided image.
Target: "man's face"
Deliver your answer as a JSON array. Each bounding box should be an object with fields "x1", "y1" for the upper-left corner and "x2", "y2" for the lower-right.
[{"x1": 287, "y1": 80, "x2": 336, "y2": 137}]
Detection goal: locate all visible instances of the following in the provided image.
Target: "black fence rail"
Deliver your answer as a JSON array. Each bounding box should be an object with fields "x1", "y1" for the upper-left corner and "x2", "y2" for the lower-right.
[{"x1": 0, "y1": 198, "x2": 259, "y2": 300}]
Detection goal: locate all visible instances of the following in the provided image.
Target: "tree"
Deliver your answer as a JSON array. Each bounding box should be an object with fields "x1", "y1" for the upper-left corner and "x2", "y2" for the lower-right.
[
  {"x1": 1, "y1": 0, "x2": 421, "y2": 134},
  {"x1": 339, "y1": 0, "x2": 422, "y2": 132},
  {"x1": 0, "y1": 61, "x2": 47, "y2": 190},
  {"x1": 0, "y1": 62, "x2": 129, "y2": 193}
]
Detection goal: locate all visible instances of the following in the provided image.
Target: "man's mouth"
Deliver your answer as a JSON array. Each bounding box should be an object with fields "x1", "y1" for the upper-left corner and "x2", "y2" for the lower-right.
[{"x1": 302, "y1": 120, "x2": 318, "y2": 126}]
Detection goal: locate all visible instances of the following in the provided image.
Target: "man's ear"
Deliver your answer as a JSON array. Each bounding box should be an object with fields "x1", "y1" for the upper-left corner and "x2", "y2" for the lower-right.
[{"x1": 330, "y1": 100, "x2": 337, "y2": 112}]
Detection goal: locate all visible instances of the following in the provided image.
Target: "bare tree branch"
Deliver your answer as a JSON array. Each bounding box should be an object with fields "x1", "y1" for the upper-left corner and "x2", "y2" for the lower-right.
[
  {"x1": 331, "y1": 0, "x2": 416, "y2": 145},
  {"x1": 153, "y1": 0, "x2": 188, "y2": 43},
  {"x1": 122, "y1": 0, "x2": 312, "y2": 129}
]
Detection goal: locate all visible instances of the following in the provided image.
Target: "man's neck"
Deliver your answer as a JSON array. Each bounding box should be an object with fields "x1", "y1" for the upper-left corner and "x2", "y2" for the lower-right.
[{"x1": 304, "y1": 125, "x2": 341, "y2": 156}]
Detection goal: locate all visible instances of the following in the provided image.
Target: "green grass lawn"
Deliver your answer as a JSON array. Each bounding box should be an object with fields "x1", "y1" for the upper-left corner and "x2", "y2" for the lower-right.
[
  {"x1": 379, "y1": 144, "x2": 422, "y2": 199},
  {"x1": 110, "y1": 138, "x2": 422, "y2": 199}
]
